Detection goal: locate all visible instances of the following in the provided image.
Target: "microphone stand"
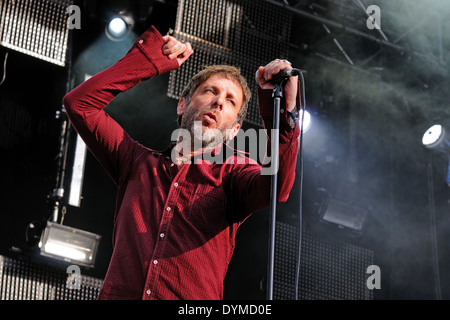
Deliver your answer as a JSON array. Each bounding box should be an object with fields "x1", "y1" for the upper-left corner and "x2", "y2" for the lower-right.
[{"x1": 267, "y1": 81, "x2": 284, "y2": 300}]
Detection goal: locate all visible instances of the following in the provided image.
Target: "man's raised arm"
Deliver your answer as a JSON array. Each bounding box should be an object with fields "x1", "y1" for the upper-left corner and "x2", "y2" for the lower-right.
[
  {"x1": 231, "y1": 59, "x2": 301, "y2": 221},
  {"x1": 62, "y1": 26, "x2": 192, "y2": 184}
]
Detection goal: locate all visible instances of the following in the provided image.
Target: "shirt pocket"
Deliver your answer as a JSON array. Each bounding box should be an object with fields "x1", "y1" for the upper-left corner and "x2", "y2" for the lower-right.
[{"x1": 188, "y1": 184, "x2": 227, "y2": 235}]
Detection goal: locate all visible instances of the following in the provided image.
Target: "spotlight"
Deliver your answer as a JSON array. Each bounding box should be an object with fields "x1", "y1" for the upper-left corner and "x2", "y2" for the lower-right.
[
  {"x1": 105, "y1": 16, "x2": 132, "y2": 41},
  {"x1": 422, "y1": 124, "x2": 450, "y2": 153},
  {"x1": 422, "y1": 124, "x2": 450, "y2": 186},
  {"x1": 108, "y1": 17, "x2": 127, "y2": 37},
  {"x1": 38, "y1": 221, "x2": 101, "y2": 268},
  {"x1": 301, "y1": 109, "x2": 311, "y2": 133}
]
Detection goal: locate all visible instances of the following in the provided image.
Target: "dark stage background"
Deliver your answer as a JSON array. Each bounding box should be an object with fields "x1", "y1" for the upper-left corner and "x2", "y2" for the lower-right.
[{"x1": 1, "y1": 0, "x2": 450, "y2": 300}]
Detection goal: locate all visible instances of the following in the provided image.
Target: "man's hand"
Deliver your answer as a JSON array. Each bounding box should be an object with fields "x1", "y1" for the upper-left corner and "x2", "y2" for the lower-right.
[
  {"x1": 162, "y1": 35, "x2": 193, "y2": 67},
  {"x1": 256, "y1": 59, "x2": 298, "y2": 111}
]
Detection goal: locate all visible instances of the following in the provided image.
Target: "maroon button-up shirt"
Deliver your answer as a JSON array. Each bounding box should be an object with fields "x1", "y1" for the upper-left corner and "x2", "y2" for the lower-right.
[{"x1": 63, "y1": 26, "x2": 300, "y2": 300}]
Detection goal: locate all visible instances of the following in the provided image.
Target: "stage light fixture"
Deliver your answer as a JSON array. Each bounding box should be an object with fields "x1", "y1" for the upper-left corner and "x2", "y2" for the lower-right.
[
  {"x1": 39, "y1": 221, "x2": 101, "y2": 268},
  {"x1": 422, "y1": 124, "x2": 450, "y2": 153},
  {"x1": 422, "y1": 124, "x2": 450, "y2": 186},
  {"x1": 105, "y1": 16, "x2": 132, "y2": 41},
  {"x1": 319, "y1": 196, "x2": 369, "y2": 232}
]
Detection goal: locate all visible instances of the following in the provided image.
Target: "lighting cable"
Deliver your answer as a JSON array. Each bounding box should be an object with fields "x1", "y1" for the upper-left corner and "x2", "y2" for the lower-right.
[{"x1": 295, "y1": 70, "x2": 306, "y2": 300}]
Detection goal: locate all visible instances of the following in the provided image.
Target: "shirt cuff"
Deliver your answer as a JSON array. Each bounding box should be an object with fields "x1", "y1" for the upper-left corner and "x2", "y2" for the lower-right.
[
  {"x1": 132, "y1": 26, "x2": 179, "y2": 75},
  {"x1": 287, "y1": 108, "x2": 299, "y2": 129}
]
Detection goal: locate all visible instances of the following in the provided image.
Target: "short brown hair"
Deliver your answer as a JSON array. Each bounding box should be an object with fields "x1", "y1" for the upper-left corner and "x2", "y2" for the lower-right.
[{"x1": 178, "y1": 65, "x2": 251, "y2": 127}]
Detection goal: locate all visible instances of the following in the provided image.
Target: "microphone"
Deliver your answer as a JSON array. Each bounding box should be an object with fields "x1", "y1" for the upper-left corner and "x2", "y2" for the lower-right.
[
  {"x1": 255, "y1": 68, "x2": 302, "y2": 85},
  {"x1": 270, "y1": 68, "x2": 301, "y2": 84}
]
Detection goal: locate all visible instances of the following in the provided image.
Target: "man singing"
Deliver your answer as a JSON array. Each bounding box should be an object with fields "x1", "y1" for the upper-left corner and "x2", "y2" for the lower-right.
[{"x1": 63, "y1": 25, "x2": 300, "y2": 300}]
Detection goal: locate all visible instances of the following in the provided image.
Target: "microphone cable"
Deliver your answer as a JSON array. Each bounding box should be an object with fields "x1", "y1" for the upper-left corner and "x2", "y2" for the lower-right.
[
  {"x1": 259, "y1": 66, "x2": 306, "y2": 299},
  {"x1": 295, "y1": 70, "x2": 306, "y2": 300}
]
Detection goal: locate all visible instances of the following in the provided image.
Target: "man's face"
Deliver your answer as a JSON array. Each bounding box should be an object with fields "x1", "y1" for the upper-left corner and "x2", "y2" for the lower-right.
[{"x1": 178, "y1": 74, "x2": 243, "y2": 148}]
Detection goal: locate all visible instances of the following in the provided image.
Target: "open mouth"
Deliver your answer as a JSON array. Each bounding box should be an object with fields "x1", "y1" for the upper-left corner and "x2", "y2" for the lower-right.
[{"x1": 203, "y1": 112, "x2": 217, "y2": 123}]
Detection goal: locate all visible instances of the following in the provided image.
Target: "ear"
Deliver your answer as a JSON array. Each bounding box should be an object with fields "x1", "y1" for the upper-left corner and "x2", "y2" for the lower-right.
[
  {"x1": 177, "y1": 98, "x2": 187, "y2": 116},
  {"x1": 227, "y1": 123, "x2": 241, "y2": 141}
]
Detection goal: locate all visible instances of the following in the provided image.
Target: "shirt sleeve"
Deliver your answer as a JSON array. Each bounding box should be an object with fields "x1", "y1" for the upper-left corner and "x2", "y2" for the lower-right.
[
  {"x1": 63, "y1": 26, "x2": 179, "y2": 185},
  {"x1": 231, "y1": 83, "x2": 301, "y2": 221}
]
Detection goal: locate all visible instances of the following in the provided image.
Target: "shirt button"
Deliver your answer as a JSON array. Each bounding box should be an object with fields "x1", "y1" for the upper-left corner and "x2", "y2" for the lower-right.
[
  {"x1": 139, "y1": 39, "x2": 144, "y2": 44},
  {"x1": 160, "y1": 233, "x2": 165, "y2": 238},
  {"x1": 280, "y1": 109, "x2": 284, "y2": 113},
  {"x1": 170, "y1": 163, "x2": 175, "y2": 167},
  {"x1": 174, "y1": 182, "x2": 179, "y2": 187},
  {"x1": 166, "y1": 207, "x2": 171, "y2": 212},
  {"x1": 146, "y1": 289, "x2": 151, "y2": 295},
  {"x1": 153, "y1": 260, "x2": 158, "y2": 265}
]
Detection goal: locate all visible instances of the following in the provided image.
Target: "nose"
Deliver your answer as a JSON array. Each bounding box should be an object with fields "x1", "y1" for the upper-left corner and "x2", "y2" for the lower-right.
[{"x1": 211, "y1": 95, "x2": 224, "y2": 110}]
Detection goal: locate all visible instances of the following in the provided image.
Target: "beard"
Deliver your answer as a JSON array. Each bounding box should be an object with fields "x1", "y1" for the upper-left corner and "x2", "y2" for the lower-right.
[{"x1": 180, "y1": 105, "x2": 230, "y2": 149}]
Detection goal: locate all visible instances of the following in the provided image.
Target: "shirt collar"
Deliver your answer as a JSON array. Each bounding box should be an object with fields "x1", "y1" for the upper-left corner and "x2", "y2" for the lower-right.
[{"x1": 161, "y1": 141, "x2": 243, "y2": 163}]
